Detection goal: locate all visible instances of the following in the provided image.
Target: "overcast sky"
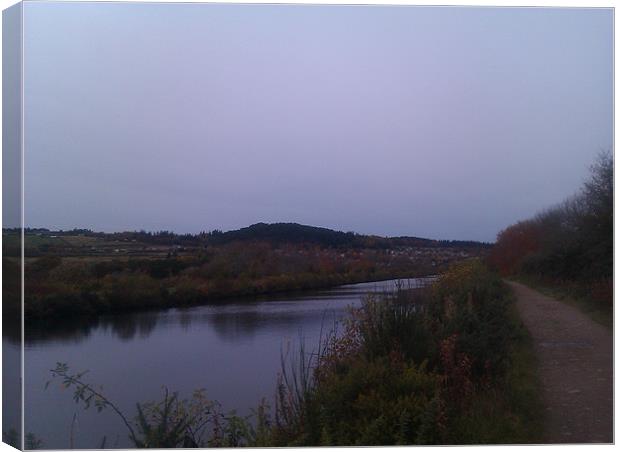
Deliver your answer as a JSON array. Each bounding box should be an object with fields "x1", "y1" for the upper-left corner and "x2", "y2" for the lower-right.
[{"x1": 23, "y1": 3, "x2": 612, "y2": 242}]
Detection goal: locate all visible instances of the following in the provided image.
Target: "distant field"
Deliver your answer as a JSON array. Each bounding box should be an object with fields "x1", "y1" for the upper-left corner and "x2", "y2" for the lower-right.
[
  {"x1": 23, "y1": 234, "x2": 71, "y2": 248},
  {"x1": 4, "y1": 233, "x2": 71, "y2": 256},
  {"x1": 6, "y1": 233, "x2": 176, "y2": 258},
  {"x1": 58, "y1": 235, "x2": 102, "y2": 246}
]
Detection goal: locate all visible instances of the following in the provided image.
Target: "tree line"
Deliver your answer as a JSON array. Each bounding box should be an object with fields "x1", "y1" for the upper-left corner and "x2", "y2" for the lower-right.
[
  {"x1": 489, "y1": 151, "x2": 613, "y2": 307},
  {"x1": 14, "y1": 222, "x2": 491, "y2": 250}
]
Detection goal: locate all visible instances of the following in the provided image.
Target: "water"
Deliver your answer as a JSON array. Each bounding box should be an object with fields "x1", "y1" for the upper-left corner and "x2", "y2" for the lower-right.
[{"x1": 17, "y1": 277, "x2": 433, "y2": 449}]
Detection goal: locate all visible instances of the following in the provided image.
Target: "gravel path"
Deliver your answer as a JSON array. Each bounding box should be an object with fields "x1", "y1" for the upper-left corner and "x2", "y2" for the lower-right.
[{"x1": 507, "y1": 281, "x2": 613, "y2": 444}]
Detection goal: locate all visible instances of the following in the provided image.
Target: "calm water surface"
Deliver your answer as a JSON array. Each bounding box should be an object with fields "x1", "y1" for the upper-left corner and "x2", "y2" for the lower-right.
[{"x1": 18, "y1": 277, "x2": 432, "y2": 449}]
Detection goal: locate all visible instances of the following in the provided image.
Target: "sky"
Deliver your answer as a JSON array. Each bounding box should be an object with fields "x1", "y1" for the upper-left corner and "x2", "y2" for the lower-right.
[{"x1": 21, "y1": 3, "x2": 612, "y2": 242}]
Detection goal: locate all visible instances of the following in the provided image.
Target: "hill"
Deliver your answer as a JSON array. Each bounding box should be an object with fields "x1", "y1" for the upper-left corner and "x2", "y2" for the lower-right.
[{"x1": 8, "y1": 223, "x2": 491, "y2": 256}]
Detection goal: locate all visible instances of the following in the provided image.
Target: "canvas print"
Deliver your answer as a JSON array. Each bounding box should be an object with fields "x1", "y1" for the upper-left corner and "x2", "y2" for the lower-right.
[{"x1": 2, "y1": 2, "x2": 613, "y2": 449}]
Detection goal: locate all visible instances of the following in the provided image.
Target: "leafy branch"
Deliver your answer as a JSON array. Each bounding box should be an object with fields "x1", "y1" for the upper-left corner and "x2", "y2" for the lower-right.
[
  {"x1": 47, "y1": 363, "x2": 266, "y2": 448},
  {"x1": 47, "y1": 363, "x2": 139, "y2": 445}
]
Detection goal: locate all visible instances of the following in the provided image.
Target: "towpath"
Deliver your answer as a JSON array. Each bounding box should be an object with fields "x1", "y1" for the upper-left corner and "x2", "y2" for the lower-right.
[{"x1": 506, "y1": 281, "x2": 613, "y2": 444}]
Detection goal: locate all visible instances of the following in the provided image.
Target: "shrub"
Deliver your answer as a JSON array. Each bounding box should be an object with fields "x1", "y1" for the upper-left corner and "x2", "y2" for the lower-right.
[
  {"x1": 272, "y1": 260, "x2": 519, "y2": 446},
  {"x1": 100, "y1": 272, "x2": 164, "y2": 311}
]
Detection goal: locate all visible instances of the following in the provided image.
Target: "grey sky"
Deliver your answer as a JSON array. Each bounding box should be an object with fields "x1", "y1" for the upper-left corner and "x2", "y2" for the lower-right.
[{"x1": 23, "y1": 3, "x2": 612, "y2": 242}]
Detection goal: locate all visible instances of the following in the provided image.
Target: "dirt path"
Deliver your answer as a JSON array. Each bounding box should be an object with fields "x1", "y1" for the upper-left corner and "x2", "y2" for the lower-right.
[{"x1": 506, "y1": 281, "x2": 613, "y2": 443}]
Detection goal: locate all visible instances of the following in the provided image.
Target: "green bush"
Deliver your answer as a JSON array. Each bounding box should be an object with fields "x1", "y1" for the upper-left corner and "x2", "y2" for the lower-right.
[{"x1": 270, "y1": 260, "x2": 527, "y2": 446}]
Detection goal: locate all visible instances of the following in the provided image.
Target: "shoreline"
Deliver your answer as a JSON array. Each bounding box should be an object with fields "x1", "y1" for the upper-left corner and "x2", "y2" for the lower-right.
[{"x1": 21, "y1": 271, "x2": 440, "y2": 331}]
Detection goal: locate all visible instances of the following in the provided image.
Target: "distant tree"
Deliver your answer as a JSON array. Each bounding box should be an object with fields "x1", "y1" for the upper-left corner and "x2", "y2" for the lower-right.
[
  {"x1": 577, "y1": 151, "x2": 613, "y2": 278},
  {"x1": 488, "y1": 220, "x2": 543, "y2": 275}
]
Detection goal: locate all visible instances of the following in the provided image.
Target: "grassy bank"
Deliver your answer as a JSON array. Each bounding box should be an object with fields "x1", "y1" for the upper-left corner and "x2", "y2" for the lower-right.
[
  {"x1": 447, "y1": 300, "x2": 543, "y2": 444},
  {"x1": 50, "y1": 259, "x2": 542, "y2": 447}
]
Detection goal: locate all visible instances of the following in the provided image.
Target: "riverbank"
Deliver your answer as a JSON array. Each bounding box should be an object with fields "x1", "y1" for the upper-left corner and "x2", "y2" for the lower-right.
[{"x1": 23, "y1": 261, "x2": 436, "y2": 324}]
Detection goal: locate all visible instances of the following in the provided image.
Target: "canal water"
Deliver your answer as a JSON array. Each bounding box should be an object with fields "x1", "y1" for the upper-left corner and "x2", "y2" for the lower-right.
[{"x1": 15, "y1": 277, "x2": 432, "y2": 449}]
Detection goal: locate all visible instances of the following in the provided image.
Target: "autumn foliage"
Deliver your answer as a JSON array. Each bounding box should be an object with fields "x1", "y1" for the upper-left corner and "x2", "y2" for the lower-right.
[{"x1": 488, "y1": 220, "x2": 543, "y2": 276}]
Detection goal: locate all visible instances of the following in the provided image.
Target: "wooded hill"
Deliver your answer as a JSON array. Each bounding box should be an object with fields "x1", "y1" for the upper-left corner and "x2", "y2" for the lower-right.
[{"x1": 11, "y1": 222, "x2": 491, "y2": 255}]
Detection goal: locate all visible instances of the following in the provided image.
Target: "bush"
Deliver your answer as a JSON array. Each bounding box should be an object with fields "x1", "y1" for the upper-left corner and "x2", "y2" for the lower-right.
[
  {"x1": 310, "y1": 357, "x2": 442, "y2": 445},
  {"x1": 429, "y1": 260, "x2": 515, "y2": 379},
  {"x1": 100, "y1": 272, "x2": 164, "y2": 311}
]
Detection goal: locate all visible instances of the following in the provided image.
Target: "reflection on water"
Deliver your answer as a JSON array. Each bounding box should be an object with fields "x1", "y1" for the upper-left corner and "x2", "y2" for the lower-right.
[
  {"x1": 23, "y1": 313, "x2": 161, "y2": 345},
  {"x1": 22, "y1": 277, "x2": 432, "y2": 449},
  {"x1": 25, "y1": 277, "x2": 433, "y2": 345}
]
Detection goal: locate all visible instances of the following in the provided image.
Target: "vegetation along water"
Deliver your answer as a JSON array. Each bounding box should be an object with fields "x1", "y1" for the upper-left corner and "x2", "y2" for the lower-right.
[{"x1": 9, "y1": 261, "x2": 542, "y2": 448}]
